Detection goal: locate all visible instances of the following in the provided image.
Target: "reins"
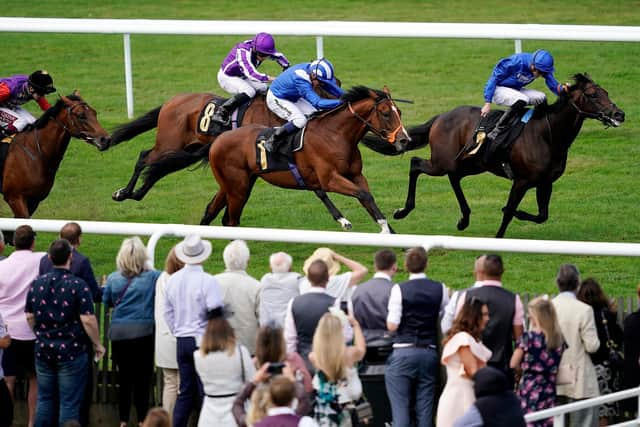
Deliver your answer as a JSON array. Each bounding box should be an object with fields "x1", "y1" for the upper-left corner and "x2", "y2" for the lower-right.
[{"x1": 347, "y1": 96, "x2": 403, "y2": 143}]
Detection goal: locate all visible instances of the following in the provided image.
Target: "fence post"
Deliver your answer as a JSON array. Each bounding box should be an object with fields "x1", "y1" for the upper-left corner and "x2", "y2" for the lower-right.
[
  {"x1": 553, "y1": 414, "x2": 564, "y2": 427},
  {"x1": 124, "y1": 33, "x2": 134, "y2": 119}
]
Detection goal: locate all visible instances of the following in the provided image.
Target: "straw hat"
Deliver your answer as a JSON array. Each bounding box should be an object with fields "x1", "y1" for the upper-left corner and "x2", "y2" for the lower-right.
[
  {"x1": 302, "y1": 247, "x2": 340, "y2": 276},
  {"x1": 175, "y1": 234, "x2": 212, "y2": 265}
]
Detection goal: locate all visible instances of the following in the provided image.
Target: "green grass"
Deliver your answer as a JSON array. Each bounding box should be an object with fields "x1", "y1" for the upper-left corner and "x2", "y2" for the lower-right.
[{"x1": 1, "y1": 1, "x2": 639, "y2": 298}]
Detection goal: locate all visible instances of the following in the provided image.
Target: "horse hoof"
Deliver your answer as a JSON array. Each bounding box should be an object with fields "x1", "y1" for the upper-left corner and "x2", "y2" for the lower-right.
[
  {"x1": 393, "y1": 208, "x2": 409, "y2": 220},
  {"x1": 457, "y1": 217, "x2": 469, "y2": 231},
  {"x1": 337, "y1": 218, "x2": 352, "y2": 230},
  {"x1": 112, "y1": 189, "x2": 128, "y2": 201}
]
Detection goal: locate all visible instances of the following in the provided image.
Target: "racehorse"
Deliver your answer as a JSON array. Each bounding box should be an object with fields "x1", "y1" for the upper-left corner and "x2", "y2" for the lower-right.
[
  {"x1": 107, "y1": 93, "x2": 284, "y2": 202},
  {"x1": 1, "y1": 91, "x2": 110, "y2": 218},
  {"x1": 199, "y1": 86, "x2": 410, "y2": 232},
  {"x1": 363, "y1": 73, "x2": 625, "y2": 237}
]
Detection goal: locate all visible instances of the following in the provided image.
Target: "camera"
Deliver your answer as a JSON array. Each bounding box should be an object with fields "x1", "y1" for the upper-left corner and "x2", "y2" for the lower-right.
[{"x1": 267, "y1": 362, "x2": 285, "y2": 375}]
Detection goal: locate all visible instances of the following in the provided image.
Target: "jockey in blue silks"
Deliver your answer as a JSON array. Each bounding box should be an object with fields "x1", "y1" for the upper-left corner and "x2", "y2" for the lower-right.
[
  {"x1": 264, "y1": 58, "x2": 344, "y2": 152},
  {"x1": 212, "y1": 32, "x2": 290, "y2": 126}
]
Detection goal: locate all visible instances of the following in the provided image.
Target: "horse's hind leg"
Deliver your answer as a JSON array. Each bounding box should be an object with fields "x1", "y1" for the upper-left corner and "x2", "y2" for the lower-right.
[
  {"x1": 200, "y1": 190, "x2": 228, "y2": 225},
  {"x1": 5, "y1": 196, "x2": 29, "y2": 218},
  {"x1": 448, "y1": 174, "x2": 471, "y2": 230},
  {"x1": 496, "y1": 180, "x2": 531, "y2": 238},
  {"x1": 514, "y1": 183, "x2": 552, "y2": 224},
  {"x1": 314, "y1": 189, "x2": 352, "y2": 230},
  {"x1": 27, "y1": 199, "x2": 41, "y2": 217},
  {"x1": 223, "y1": 175, "x2": 258, "y2": 227},
  {"x1": 112, "y1": 149, "x2": 151, "y2": 201},
  {"x1": 394, "y1": 156, "x2": 433, "y2": 220}
]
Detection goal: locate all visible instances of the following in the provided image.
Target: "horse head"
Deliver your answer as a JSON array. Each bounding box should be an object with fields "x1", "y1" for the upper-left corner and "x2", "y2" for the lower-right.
[
  {"x1": 567, "y1": 73, "x2": 625, "y2": 127},
  {"x1": 58, "y1": 90, "x2": 112, "y2": 151},
  {"x1": 343, "y1": 86, "x2": 411, "y2": 153}
]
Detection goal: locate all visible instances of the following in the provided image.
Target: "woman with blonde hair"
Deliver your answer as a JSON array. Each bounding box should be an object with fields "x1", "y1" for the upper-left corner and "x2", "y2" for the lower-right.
[
  {"x1": 103, "y1": 236, "x2": 161, "y2": 427},
  {"x1": 194, "y1": 307, "x2": 255, "y2": 427},
  {"x1": 510, "y1": 296, "x2": 566, "y2": 426},
  {"x1": 309, "y1": 311, "x2": 366, "y2": 427},
  {"x1": 154, "y1": 247, "x2": 184, "y2": 424}
]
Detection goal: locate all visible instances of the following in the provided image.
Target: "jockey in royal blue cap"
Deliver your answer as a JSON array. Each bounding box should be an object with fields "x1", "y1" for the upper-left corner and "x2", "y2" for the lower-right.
[
  {"x1": 212, "y1": 32, "x2": 290, "y2": 126},
  {"x1": 0, "y1": 70, "x2": 56, "y2": 135},
  {"x1": 263, "y1": 58, "x2": 345, "y2": 152}
]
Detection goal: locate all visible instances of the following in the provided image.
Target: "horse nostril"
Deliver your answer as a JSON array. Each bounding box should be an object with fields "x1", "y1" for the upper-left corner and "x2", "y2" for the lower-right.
[{"x1": 614, "y1": 111, "x2": 625, "y2": 121}]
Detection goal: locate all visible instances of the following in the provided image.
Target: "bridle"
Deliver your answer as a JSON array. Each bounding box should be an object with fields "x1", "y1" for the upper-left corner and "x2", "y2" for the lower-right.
[
  {"x1": 568, "y1": 83, "x2": 615, "y2": 126},
  {"x1": 347, "y1": 95, "x2": 404, "y2": 143},
  {"x1": 51, "y1": 101, "x2": 95, "y2": 141}
]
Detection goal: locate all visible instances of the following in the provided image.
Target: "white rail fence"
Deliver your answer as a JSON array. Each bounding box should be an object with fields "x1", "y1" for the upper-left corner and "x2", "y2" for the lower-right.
[
  {"x1": 1, "y1": 218, "x2": 640, "y2": 269},
  {"x1": 526, "y1": 387, "x2": 640, "y2": 427},
  {"x1": 2, "y1": 18, "x2": 639, "y2": 118}
]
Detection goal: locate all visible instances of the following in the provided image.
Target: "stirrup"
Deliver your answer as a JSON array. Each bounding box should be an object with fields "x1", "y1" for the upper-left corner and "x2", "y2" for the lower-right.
[
  {"x1": 213, "y1": 110, "x2": 230, "y2": 126},
  {"x1": 501, "y1": 162, "x2": 514, "y2": 180}
]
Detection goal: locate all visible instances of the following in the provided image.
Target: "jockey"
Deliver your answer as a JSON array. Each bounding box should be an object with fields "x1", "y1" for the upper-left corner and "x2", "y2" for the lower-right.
[
  {"x1": 212, "y1": 32, "x2": 290, "y2": 126},
  {"x1": 481, "y1": 49, "x2": 568, "y2": 140},
  {"x1": 263, "y1": 58, "x2": 344, "y2": 152},
  {"x1": 0, "y1": 70, "x2": 56, "y2": 135}
]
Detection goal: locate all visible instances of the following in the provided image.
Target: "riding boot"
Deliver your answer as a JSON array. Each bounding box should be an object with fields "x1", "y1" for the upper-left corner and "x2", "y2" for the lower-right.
[
  {"x1": 264, "y1": 122, "x2": 298, "y2": 152},
  {"x1": 486, "y1": 99, "x2": 527, "y2": 141},
  {"x1": 212, "y1": 93, "x2": 251, "y2": 126}
]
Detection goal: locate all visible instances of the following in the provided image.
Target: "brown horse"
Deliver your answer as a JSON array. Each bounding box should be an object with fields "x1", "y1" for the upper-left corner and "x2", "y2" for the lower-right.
[
  {"x1": 1, "y1": 92, "x2": 110, "y2": 218},
  {"x1": 108, "y1": 93, "x2": 284, "y2": 202},
  {"x1": 199, "y1": 86, "x2": 411, "y2": 232},
  {"x1": 363, "y1": 73, "x2": 625, "y2": 237}
]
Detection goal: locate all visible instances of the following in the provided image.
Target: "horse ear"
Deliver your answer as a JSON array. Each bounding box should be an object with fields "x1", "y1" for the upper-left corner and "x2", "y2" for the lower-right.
[
  {"x1": 73, "y1": 89, "x2": 81, "y2": 97},
  {"x1": 383, "y1": 85, "x2": 390, "y2": 95}
]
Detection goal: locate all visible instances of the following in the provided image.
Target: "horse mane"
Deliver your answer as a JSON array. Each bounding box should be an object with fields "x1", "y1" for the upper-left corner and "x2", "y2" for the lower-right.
[
  {"x1": 341, "y1": 86, "x2": 387, "y2": 103},
  {"x1": 32, "y1": 94, "x2": 83, "y2": 129},
  {"x1": 531, "y1": 73, "x2": 594, "y2": 118}
]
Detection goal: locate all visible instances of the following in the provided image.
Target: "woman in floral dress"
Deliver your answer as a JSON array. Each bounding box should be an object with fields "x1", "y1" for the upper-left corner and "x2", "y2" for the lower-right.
[{"x1": 510, "y1": 297, "x2": 566, "y2": 427}]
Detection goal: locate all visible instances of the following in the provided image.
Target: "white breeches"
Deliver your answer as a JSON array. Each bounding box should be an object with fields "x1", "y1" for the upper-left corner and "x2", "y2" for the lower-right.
[
  {"x1": 266, "y1": 90, "x2": 316, "y2": 128},
  {"x1": 217, "y1": 69, "x2": 268, "y2": 98},
  {"x1": 0, "y1": 106, "x2": 36, "y2": 132},
  {"x1": 492, "y1": 86, "x2": 547, "y2": 107}
]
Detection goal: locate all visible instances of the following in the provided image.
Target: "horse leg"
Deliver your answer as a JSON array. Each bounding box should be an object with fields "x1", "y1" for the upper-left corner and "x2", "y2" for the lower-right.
[
  {"x1": 448, "y1": 174, "x2": 472, "y2": 231},
  {"x1": 514, "y1": 183, "x2": 552, "y2": 223},
  {"x1": 27, "y1": 199, "x2": 41, "y2": 217},
  {"x1": 200, "y1": 190, "x2": 228, "y2": 225},
  {"x1": 394, "y1": 156, "x2": 430, "y2": 220},
  {"x1": 224, "y1": 175, "x2": 257, "y2": 227},
  {"x1": 112, "y1": 149, "x2": 151, "y2": 201},
  {"x1": 496, "y1": 180, "x2": 531, "y2": 238},
  {"x1": 5, "y1": 196, "x2": 30, "y2": 218},
  {"x1": 314, "y1": 189, "x2": 352, "y2": 230}
]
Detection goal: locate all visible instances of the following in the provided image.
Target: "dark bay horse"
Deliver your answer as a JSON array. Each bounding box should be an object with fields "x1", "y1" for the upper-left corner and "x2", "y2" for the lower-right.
[
  {"x1": 199, "y1": 86, "x2": 410, "y2": 232},
  {"x1": 1, "y1": 92, "x2": 110, "y2": 218},
  {"x1": 364, "y1": 73, "x2": 625, "y2": 237},
  {"x1": 107, "y1": 93, "x2": 284, "y2": 202}
]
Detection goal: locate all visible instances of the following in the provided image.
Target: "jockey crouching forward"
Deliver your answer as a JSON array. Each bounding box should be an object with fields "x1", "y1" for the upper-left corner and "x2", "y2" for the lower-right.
[
  {"x1": 212, "y1": 32, "x2": 290, "y2": 126},
  {"x1": 0, "y1": 70, "x2": 56, "y2": 135},
  {"x1": 264, "y1": 58, "x2": 344, "y2": 152}
]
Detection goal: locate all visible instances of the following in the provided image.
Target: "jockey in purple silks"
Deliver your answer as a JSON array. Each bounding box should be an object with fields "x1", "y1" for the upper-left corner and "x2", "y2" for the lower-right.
[
  {"x1": 0, "y1": 70, "x2": 56, "y2": 135},
  {"x1": 212, "y1": 32, "x2": 290, "y2": 126}
]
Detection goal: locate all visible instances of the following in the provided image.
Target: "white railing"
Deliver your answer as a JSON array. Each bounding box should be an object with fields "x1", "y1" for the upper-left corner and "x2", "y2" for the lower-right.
[
  {"x1": 1, "y1": 218, "x2": 640, "y2": 270},
  {"x1": 2, "y1": 18, "x2": 639, "y2": 117},
  {"x1": 526, "y1": 387, "x2": 640, "y2": 427}
]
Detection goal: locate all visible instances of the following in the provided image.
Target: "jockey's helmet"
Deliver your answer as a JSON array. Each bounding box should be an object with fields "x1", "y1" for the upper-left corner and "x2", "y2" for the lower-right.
[
  {"x1": 309, "y1": 58, "x2": 335, "y2": 82},
  {"x1": 28, "y1": 70, "x2": 56, "y2": 96},
  {"x1": 253, "y1": 33, "x2": 276, "y2": 56},
  {"x1": 531, "y1": 50, "x2": 555, "y2": 74}
]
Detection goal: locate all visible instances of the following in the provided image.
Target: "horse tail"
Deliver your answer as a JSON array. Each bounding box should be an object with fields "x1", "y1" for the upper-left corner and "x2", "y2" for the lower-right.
[
  {"x1": 143, "y1": 142, "x2": 212, "y2": 182},
  {"x1": 360, "y1": 115, "x2": 439, "y2": 156},
  {"x1": 109, "y1": 106, "x2": 162, "y2": 148}
]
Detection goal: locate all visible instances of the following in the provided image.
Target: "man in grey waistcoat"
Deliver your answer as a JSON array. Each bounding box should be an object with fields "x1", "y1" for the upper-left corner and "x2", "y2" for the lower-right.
[
  {"x1": 259, "y1": 252, "x2": 302, "y2": 327},
  {"x1": 352, "y1": 249, "x2": 397, "y2": 342}
]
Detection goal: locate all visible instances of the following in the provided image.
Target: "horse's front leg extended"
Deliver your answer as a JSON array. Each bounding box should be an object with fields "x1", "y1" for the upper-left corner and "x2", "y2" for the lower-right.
[
  {"x1": 313, "y1": 189, "x2": 352, "y2": 230},
  {"x1": 347, "y1": 174, "x2": 394, "y2": 234},
  {"x1": 448, "y1": 173, "x2": 471, "y2": 231},
  {"x1": 514, "y1": 183, "x2": 552, "y2": 224},
  {"x1": 496, "y1": 180, "x2": 531, "y2": 238},
  {"x1": 5, "y1": 196, "x2": 30, "y2": 218},
  {"x1": 394, "y1": 156, "x2": 429, "y2": 220}
]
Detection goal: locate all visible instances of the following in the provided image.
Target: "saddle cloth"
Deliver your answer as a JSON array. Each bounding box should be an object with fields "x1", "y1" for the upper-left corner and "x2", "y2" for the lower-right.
[
  {"x1": 466, "y1": 108, "x2": 533, "y2": 159},
  {"x1": 0, "y1": 135, "x2": 14, "y2": 193},
  {"x1": 196, "y1": 97, "x2": 253, "y2": 136},
  {"x1": 254, "y1": 127, "x2": 305, "y2": 173}
]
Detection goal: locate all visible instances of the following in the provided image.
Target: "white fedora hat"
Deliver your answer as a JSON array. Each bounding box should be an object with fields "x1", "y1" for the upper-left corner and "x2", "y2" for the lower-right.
[{"x1": 175, "y1": 234, "x2": 212, "y2": 265}]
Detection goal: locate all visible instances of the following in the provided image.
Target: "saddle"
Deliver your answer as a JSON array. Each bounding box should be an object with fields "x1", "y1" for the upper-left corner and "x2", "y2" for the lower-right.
[
  {"x1": 254, "y1": 127, "x2": 305, "y2": 176},
  {"x1": 463, "y1": 108, "x2": 533, "y2": 161},
  {"x1": 196, "y1": 96, "x2": 253, "y2": 136}
]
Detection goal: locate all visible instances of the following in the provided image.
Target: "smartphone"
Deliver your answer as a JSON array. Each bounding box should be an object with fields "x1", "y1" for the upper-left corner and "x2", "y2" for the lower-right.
[
  {"x1": 267, "y1": 362, "x2": 285, "y2": 375},
  {"x1": 340, "y1": 301, "x2": 349, "y2": 315}
]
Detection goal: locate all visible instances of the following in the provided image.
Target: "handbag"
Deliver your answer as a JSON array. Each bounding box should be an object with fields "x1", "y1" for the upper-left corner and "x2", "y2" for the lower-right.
[
  {"x1": 347, "y1": 397, "x2": 374, "y2": 426},
  {"x1": 600, "y1": 310, "x2": 624, "y2": 371},
  {"x1": 556, "y1": 361, "x2": 576, "y2": 386}
]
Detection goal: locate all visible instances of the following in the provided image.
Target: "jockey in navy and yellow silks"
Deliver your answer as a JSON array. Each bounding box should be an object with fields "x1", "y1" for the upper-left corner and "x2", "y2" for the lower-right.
[
  {"x1": 0, "y1": 70, "x2": 56, "y2": 134},
  {"x1": 263, "y1": 58, "x2": 344, "y2": 152}
]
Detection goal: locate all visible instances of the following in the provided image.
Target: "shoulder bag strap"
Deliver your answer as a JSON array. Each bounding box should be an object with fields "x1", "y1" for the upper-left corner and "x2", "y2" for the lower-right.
[
  {"x1": 600, "y1": 309, "x2": 615, "y2": 349},
  {"x1": 238, "y1": 345, "x2": 246, "y2": 383},
  {"x1": 114, "y1": 277, "x2": 134, "y2": 307}
]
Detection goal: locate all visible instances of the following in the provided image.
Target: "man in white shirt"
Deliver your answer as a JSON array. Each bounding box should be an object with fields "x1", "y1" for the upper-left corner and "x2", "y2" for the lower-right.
[
  {"x1": 259, "y1": 252, "x2": 301, "y2": 327},
  {"x1": 441, "y1": 254, "x2": 486, "y2": 335}
]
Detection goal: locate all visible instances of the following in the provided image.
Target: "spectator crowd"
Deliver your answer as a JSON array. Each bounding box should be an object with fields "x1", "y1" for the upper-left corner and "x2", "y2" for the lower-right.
[{"x1": 0, "y1": 224, "x2": 639, "y2": 427}]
